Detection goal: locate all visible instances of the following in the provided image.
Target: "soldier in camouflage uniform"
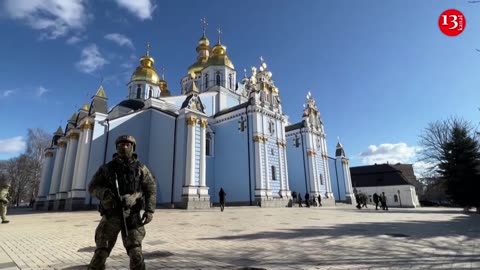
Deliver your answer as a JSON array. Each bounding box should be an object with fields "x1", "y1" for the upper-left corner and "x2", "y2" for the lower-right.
[
  {"x1": 0, "y1": 182, "x2": 11, "y2": 224},
  {"x1": 88, "y1": 135, "x2": 156, "y2": 270}
]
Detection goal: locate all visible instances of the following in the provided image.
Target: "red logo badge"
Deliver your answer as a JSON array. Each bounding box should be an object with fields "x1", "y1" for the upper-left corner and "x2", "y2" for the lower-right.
[{"x1": 439, "y1": 9, "x2": 466, "y2": 36}]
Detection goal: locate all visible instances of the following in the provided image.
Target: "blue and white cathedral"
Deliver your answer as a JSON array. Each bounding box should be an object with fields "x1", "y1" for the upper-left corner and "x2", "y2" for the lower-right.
[{"x1": 34, "y1": 23, "x2": 355, "y2": 210}]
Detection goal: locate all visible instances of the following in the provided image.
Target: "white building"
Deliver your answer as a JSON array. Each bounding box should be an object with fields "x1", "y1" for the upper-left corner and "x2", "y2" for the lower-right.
[
  {"x1": 34, "y1": 23, "x2": 354, "y2": 210},
  {"x1": 350, "y1": 163, "x2": 421, "y2": 208}
]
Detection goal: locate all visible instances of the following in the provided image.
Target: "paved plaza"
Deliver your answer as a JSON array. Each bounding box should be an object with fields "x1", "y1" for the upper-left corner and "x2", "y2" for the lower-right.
[{"x1": 0, "y1": 205, "x2": 479, "y2": 270}]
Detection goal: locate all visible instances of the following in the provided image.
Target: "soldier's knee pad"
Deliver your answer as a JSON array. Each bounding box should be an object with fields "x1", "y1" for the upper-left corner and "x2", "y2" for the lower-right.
[{"x1": 128, "y1": 246, "x2": 144, "y2": 265}]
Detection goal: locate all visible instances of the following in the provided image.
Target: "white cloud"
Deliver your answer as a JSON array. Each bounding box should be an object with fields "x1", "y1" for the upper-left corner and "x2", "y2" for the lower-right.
[
  {"x1": 66, "y1": 35, "x2": 86, "y2": 45},
  {"x1": 0, "y1": 136, "x2": 26, "y2": 154},
  {"x1": 3, "y1": 0, "x2": 89, "y2": 39},
  {"x1": 75, "y1": 44, "x2": 109, "y2": 74},
  {"x1": 359, "y1": 143, "x2": 418, "y2": 165},
  {"x1": 1, "y1": 89, "x2": 16, "y2": 97},
  {"x1": 105, "y1": 33, "x2": 134, "y2": 49},
  {"x1": 36, "y1": 86, "x2": 49, "y2": 96},
  {"x1": 114, "y1": 0, "x2": 155, "y2": 20},
  {"x1": 358, "y1": 142, "x2": 438, "y2": 177}
]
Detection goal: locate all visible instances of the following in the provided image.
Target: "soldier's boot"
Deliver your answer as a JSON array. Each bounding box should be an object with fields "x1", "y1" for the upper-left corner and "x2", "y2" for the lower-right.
[
  {"x1": 128, "y1": 247, "x2": 145, "y2": 270},
  {"x1": 88, "y1": 249, "x2": 109, "y2": 270}
]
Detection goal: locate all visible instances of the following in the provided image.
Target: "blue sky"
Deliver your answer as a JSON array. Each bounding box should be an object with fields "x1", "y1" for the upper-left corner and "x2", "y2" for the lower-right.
[{"x1": 0, "y1": 0, "x2": 479, "y2": 175}]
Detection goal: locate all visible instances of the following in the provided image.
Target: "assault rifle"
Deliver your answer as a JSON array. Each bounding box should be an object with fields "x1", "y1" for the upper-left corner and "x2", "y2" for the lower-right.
[{"x1": 114, "y1": 173, "x2": 129, "y2": 239}]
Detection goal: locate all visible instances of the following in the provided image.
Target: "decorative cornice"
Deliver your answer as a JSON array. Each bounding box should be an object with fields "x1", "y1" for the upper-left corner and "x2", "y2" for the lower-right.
[
  {"x1": 58, "y1": 141, "x2": 67, "y2": 148},
  {"x1": 253, "y1": 135, "x2": 263, "y2": 143},
  {"x1": 262, "y1": 136, "x2": 268, "y2": 143},
  {"x1": 186, "y1": 117, "x2": 197, "y2": 126},
  {"x1": 276, "y1": 140, "x2": 287, "y2": 148},
  {"x1": 307, "y1": 150, "x2": 317, "y2": 156},
  {"x1": 342, "y1": 159, "x2": 349, "y2": 165},
  {"x1": 200, "y1": 119, "x2": 208, "y2": 128},
  {"x1": 80, "y1": 120, "x2": 94, "y2": 131},
  {"x1": 67, "y1": 132, "x2": 80, "y2": 140}
]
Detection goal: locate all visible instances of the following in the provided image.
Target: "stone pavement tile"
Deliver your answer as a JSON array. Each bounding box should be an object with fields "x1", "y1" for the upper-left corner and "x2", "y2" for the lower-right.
[{"x1": 0, "y1": 207, "x2": 480, "y2": 269}]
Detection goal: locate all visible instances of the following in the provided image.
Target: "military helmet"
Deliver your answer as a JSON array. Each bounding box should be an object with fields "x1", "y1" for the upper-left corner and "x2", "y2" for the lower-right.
[{"x1": 115, "y1": 135, "x2": 136, "y2": 150}]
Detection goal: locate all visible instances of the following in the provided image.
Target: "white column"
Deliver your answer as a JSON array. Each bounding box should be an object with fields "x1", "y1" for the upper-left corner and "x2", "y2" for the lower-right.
[
  {"x1": 37, "y1": 149, "x2": 54, "y2": 201},
  {"x1": 322, "y1": 136, "x2": 333, "y2": 195},
  {"x1": 48, "y1": 140, "x2": 67, "y2": 200},
  {"x1": 70, "y1": 130, "x2": 85, "y2": 196},
  {"x1": 253, "y1": 135, "x2": 262, "y2": 189},
  {"x1": 277, "y1": 140, "x2": 284, "y2": 193},
  {"x1": 263, "y1": 136, "x2": 270, "y2": 191},
  {"x1": 71, "y1": 121, "x2": 94, "y2": 198},
  {"x1": 185, "y1": 116, "x2": 197, "y2": 187},
  {"x1": 58, "y1": 131, "x2": 79, "y2": 199},
  {"x1": 281, "y1": 122, "x2": 290, "y2": 191},
  {"x1": 343, "y1": 159, "x2": 354, "y2": 196},
  {"x1": 199, "y1": 119, "x2": 207, "y2": 187}
]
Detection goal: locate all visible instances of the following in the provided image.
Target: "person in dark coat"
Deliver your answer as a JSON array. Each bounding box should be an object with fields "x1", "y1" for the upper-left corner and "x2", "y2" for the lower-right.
[
  {"x1": 381, "y1": 192, "x2": 389, "y2": 210},
  {"x1": 219, "y1": 188, "x2": 226, "y2": 212},
  {"x1": 317, "y1": 194, "x2": 322, "y2": 207},
  {"x1": 291, "y1": 191, "x2": 297, "y2": 207},
  {"x1": 373, "y1": 193, "x2": 380, "y2": 210},
  {"x1": 305, "y1": 192, "x2": 310, "y2": 208},
  {"x1": 297, "y1": 193, "x2": 303, "y2": 207}
]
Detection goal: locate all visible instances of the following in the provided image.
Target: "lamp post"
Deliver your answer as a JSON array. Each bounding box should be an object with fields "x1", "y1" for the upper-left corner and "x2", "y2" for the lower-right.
[
  {"x1": 327, "y1": 156, "x2": 341, "y2": 202},
  {"x1": 398, "y1": 189, "x2": 402, "y2": 208}
]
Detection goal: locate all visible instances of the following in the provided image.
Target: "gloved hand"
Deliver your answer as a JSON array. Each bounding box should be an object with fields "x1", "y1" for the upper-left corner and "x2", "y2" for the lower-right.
[
  {"x1": 141, "y1": 211, "x2": 153, "y2": 225},
  {"x1": 101, "y1": 190, "x2": 115, "y2": 210},
  {"x1": 121, "y1": 192, "x2": 142, "y2": 208}
]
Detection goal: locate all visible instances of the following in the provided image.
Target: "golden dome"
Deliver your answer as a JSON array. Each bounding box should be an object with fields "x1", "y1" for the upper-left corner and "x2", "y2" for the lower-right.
[
  {"x1": 206, "y1": 43, "x2": 234, "y2": 69},
  {"x1": 188, "y1": 60, "x2": 207, "y2": 74},
  {"x1": 131, "y1": 55, "x2": 160, "y2": 85},
  {"x1": 198, "y1": 34, "x2": 210, "y2": 47},
  {"x1": 187, "y1": 33, "x2": 211, "y2": 75}
]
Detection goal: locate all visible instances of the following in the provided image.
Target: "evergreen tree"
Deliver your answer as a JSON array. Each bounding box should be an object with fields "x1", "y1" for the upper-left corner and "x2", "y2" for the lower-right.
[{"x1": 437, "y1": 122, "x2": 480, "y2": 208}]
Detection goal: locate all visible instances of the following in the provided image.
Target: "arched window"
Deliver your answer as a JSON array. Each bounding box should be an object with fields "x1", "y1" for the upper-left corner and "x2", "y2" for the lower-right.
[
  {"x1": 148, "y1": 87, "x2": 153, "y2": 98},
  {"x1": 216, "y1": 72, "x2": 221, "y2": 86},
  {"x1": 271, "y1": 166, "x2": 276, "y2": 180},
  {"x1": 204, "y1": 73, "x2": 209, "y2": 89},
  {"x1": 229, "y1": 73, "x2": 233, "y2": 89},
  {"x1": 136, "y1": 85, "x2": 141, "y2": 99},
  {"x1": 206, "y1": 133, "x2": 213, "y2": 156},
  {"x1": 394, "y1": 194, "x2": 398, "y2": 202}
]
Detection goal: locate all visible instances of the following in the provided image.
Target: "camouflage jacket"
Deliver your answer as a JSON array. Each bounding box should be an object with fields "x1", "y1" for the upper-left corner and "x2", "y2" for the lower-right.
[
  {"x1": 0, "y1": 186, "x2": 9, "y2": 202},
  {"x1": 88, "y1": 156, "x2": 157, "y2": 213}
]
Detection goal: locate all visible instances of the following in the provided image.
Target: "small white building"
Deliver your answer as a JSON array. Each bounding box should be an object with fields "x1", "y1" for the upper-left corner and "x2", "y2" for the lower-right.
[{"x1": 350, "y1": 163, "x2": 420, "y2": 208}]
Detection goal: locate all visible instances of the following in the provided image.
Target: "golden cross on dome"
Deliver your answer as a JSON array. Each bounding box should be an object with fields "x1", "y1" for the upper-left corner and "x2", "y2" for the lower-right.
[
  {"x1": 161, "y1": 66, "x2": 166, "y2": 80},
  {"x1": 201, "y1": 18, "x2": 208, "y2": 35},
  {"x1": 217, "y1": 27, "x2": 222, "y2": 43},
  {"x1": 146, "y1": 41, "x2": 151, "y2": 56}
]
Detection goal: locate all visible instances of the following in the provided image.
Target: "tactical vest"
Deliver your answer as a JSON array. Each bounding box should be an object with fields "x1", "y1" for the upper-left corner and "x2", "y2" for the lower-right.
[
  {"x1": 107, "y1": 158, "x2": 143, "y2": 195},
  {"x1": 99, "y1": 157, "x2": 145, "y2": 217}
]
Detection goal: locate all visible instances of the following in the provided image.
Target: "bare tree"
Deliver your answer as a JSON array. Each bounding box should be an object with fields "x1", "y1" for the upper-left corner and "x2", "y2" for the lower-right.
[
  {"x1": 24, "y1": 128, "x2": 51, "y2": 202},
  {"x1": 5, "y1": 155, "x2": 34, "y2": 206}
]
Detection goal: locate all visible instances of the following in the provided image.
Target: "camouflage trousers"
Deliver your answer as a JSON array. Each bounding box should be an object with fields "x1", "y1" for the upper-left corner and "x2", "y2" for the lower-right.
[
  {"x1": 0, "y1": 201, "x2": 7, "y2": 221},
  {"x1": 88, "y1": 215, "x2": 146, "y2": 270}
]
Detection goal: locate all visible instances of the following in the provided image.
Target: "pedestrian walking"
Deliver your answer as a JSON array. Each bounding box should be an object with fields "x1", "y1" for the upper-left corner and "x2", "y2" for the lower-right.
[
  {"x1": 373, "y1": 193, "x2": 379, "y2": 210},
  {"x1": 219, "y1": 188, "x2": 226, "y2": 212},
  {"x1": 381, "y1": 192, "x2": 389, "y2": 211},
  {"x1": 0, "y1": 182, "x2": 11, "y2": 224}
]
